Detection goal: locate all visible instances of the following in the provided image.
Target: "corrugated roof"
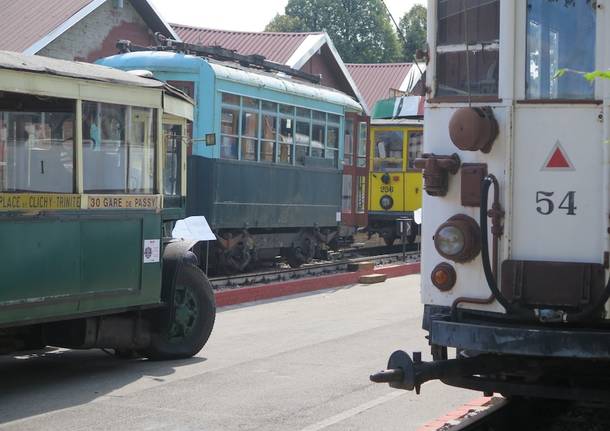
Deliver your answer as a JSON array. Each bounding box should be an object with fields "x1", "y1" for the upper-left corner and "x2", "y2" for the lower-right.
[
  {"x1": 346, "y1": 63, "x2": 414, "y2": 112},
  {"x1": 172, "y1": 24, "x2": 322, "y2": 64},
  {"x1": 0, "y1": 0, "x2": 93, "y2": 53}
]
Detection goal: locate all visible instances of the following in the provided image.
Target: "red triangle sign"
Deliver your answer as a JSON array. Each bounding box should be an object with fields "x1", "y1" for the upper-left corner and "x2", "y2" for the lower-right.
[{"x1": 542, "y1": 142, "x2": 574, "y2": 170}]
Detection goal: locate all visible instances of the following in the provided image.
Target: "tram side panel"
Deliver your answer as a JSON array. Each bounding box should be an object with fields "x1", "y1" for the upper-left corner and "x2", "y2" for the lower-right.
[{"x1": 187, "y1": 156, "x2": 341, "y2": 231}]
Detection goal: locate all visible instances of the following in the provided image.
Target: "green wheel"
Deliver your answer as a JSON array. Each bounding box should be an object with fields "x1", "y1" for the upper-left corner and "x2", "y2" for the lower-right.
[{"x1": 144, "y1": 264, "x2": 216, "y2": 360}]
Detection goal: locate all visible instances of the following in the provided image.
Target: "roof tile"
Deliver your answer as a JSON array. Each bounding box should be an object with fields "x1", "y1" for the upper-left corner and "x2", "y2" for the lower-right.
[
  {"x1": 172, "y1": 24, "x2": 322, "y2": 64},
  {"x1": 0, "y1": 0, "x2": 93, "y2": 53},
  {"x1": 346, "y1": 63, "x2": 414, "y2": 110}
]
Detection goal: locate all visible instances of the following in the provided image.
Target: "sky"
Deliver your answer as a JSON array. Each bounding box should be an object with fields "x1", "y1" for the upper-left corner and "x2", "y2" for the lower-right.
[{"x1": 149, "y1": 0, "x2": 426, "y2": 32}]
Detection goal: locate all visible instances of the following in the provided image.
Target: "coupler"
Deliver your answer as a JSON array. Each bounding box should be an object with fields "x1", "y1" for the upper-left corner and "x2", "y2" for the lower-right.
[{"x1": 370, "y1": 350, "x2": 523, "y2": 394}]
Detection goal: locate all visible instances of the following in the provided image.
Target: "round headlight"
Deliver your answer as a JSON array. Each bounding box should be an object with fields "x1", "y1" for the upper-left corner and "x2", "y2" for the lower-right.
[
  {"x1": 435, "y1": 225, "x2": 465, "y2": 256},
  {"x1": 380, "y1": 195, "x2": 393, "y2": 210},
  {"x1": 433, "y1": 215, "x2": 481, "y2": 263}
]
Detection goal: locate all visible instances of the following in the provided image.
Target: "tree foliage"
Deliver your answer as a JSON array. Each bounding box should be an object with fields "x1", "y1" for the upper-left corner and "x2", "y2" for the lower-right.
[
  {"x1": 398, "y1": 4, "x2": 427, "y2": 62},
  {"x1": 264, "y1": 0, "x2": 401, "y2": 64}
]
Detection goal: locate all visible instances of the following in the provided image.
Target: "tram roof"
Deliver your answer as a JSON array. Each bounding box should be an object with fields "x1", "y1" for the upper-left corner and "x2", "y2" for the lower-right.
[
  {"x1": 98, "y1": 51, "x2": 363, "y2": 112},
  {"x1": 0, "y1": 50, "x2": 165, "y2": 89}
]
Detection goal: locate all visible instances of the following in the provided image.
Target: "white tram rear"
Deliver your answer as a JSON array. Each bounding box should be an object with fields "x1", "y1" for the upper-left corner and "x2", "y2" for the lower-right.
[{"x1": 372, "y1": 1, "x2": 610, "y2": 400}]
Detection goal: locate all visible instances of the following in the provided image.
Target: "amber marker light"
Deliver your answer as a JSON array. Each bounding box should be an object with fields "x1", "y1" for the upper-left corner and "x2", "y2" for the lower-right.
[
  {"x1": 431, "y1": 263, "x2": 456, "y2": 291},
  {"x1": 433, "y1": 214, "x2": 481, "y2": 263}
]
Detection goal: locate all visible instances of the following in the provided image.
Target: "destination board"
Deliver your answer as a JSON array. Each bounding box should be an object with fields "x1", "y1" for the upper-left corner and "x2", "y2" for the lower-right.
[
  {"x1": 86, "y1": 195, "x2": 160, "y2": 210},
  {"x1": 0, "y1": 194, "x2": 81, "y2": 211}
]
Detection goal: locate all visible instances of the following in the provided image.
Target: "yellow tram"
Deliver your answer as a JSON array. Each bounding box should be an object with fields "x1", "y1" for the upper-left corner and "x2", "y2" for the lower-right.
[{"x1": 367, "y1": 96, "x2": 423, "y2": 245}]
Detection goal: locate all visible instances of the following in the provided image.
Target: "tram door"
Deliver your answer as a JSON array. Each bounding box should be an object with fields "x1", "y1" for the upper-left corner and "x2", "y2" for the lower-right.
[{"x1": 341, "y1": 113, "x2": 369, "y2": 228}]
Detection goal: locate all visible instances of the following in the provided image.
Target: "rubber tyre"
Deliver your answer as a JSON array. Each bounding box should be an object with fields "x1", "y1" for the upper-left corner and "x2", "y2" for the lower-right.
[{"x1": 144, "y1": 264, "x2": 216, "y2": 360}]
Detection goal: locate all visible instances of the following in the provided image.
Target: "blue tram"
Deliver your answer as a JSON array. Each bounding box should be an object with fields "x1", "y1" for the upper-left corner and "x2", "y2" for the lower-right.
[{"x1": 98, "y1": 51, "x2": 363, "y2": 272}]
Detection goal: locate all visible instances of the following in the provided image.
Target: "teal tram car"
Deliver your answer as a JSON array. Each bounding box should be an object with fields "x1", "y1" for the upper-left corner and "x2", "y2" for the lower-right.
[
  {"x1": 0, "y1": 51, "x2": 215, "y2": 358},
  {"x1": 98, "y1": 42, "x2": 365, "y2": 272}
]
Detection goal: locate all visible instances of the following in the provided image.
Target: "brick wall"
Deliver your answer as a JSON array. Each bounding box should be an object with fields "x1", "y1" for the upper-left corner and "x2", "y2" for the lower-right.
[{"x1": 38, "y1": 0, "x2": 155, "y2": 62}]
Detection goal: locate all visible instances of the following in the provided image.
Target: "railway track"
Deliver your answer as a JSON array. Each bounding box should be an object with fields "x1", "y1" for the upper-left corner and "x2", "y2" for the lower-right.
[
  {"x1": 435, "y1": 397, "x2": 610, "y2": 431},
  {"x1": 209, "y1": 251, "x2": 419, "y2": 290}
]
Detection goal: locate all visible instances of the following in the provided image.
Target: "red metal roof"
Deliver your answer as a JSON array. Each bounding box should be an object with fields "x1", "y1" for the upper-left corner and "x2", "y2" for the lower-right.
[
  {"x1": 0, "y1": 0, "x2": 93, "y2": 53},
  {"x1": 346, "y1": 63, "x2": 414, "y2": 112},
  {"x1": 172, "y1": 24, "x2": 322, "y2": 65}
]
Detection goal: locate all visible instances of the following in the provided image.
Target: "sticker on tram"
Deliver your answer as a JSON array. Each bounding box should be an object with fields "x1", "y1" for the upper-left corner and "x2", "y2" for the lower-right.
[
  {"x1": 143, "y1": 239, "x2": 160, "y2": 263},
  {"x1": 541, "y1": 141, "x2": 574, "y2": 171},
  {"x1": 86, "y1": 195, "x2": 160, "y2": 210},
  {"x1": 0, "y1": 194, "x2": 81, "y2": 211}
]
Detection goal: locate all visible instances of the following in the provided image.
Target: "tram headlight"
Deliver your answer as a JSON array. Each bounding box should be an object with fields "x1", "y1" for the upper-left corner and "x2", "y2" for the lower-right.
[
  {"x1": 433, "y1": 215, "x2": 481, "y2": 263},
  {"x1": 380, "y1": 195, "x2": 393, "y2": 210}
]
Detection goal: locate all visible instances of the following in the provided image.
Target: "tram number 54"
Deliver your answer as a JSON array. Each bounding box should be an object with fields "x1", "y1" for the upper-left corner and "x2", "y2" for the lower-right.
[{"x1": 536, "y1": 191, "x2": 576, "y2": 216}]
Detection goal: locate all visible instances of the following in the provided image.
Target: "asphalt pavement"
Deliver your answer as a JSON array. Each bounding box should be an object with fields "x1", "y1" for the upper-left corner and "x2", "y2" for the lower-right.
[{"x1": 0, "y1": 275, "x2": 476, "y2": 430}]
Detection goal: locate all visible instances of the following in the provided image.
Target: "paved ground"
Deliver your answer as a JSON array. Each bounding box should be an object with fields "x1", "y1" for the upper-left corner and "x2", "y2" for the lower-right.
[{"x1": 0, "y1": 275, "x2": 476, "y2": 430}]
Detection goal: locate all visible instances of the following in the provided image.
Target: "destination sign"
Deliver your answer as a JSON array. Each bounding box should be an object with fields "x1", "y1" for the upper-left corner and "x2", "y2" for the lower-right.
[
  {"x1": 86, "y1": 195, "x2": 160, "y2": 210},
  {"x1": 0, "y1": 194, "x2": 81, "y2": 211}
]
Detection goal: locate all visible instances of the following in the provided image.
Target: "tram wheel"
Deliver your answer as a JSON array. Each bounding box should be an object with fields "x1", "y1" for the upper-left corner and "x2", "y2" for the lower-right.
[
  {"x1": 144, "y1": 264, "x2": 216, "y2": 360},
  {"x1": 383, "y1": 236, "x2": 396, "y2": 246}
]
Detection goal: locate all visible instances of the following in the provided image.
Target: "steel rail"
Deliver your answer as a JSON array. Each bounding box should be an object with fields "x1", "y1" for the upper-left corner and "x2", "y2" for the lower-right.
[{"x1": 210, "y1": 251, "x2": 419, "y2": 290}]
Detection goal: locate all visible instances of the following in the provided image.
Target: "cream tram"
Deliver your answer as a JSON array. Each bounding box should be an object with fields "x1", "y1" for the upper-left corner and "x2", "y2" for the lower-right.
[
  {"x1": 372, "y1": 0, "x2": 610, "y2": 400},
  {"x1": 0, "y1": 51, "x2": 215, "y2": 359}
]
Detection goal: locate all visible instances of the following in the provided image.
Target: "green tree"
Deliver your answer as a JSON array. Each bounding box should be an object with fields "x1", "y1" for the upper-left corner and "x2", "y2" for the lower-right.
[
  {"x1": 398, "y1": 4, "x2": 427, "y2": 62},
  {"x1": 264, "y1": 0, "x2": 401, "y2": 64},
  {"x1": 265, "y1": 14, "x2": 303, "y2": 32}
]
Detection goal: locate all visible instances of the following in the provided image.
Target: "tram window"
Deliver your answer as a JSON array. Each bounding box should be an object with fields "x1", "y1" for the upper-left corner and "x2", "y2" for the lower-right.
[
  {"x1": 279, "y1": 117, "x2": 293, "y2": 164},
  {"x1": 296, "y1": 121, "x2": 310, "y2": 147},
  {"x1": 408, "y1": 131, "x2": 423, "y2": 169},
  {"x1": 436, "y1": 0, "x2": 500, "y2": 97},
  {"x1": 0, "y1": 93, "x2": 75, "y2": 193},
  {"x1": 328, "y1": 126, "x2": 339, "y2": 149},
  {"x1": 312, "y1": 124, "x2": 325, "y2": 158},
  {"x1": 297, "y1": 107, "x2": 311, "y2": 119},
  {"x1": 240, "y1": 111, "x2": 258, "y2": 161},
  {"x1": 241, "y1": 112, "x2": 258, "y2": 139},
  {"x1": 280, "y1": 104, "x2": 294, "y2": 116},
  {"x1": 374, "y1": 130, "x2": 403, "y2": 172},
  {"x1": 343, "y1": 119, "x2": 353, "y2": 166},
  {"x1": 220, "y1": 108, "x2": 239, "y2": 160},
  {"x1": 241, "y1": 138, "x2": 258, "y2": 161},
  {"x1": 162, "y1": 123, "x2": 182, "y2": 196},
  {"x1": 219, "y1": 92, "x2": 343, "y2": 168},
  {"x1": 82, "y1": 102, "x2": 156, "y2": 194},
  {"x1": 313, "y1": 111, "x2": 326, "y2": 122},
  {"x1": 262, "y1": 101, "x2": 277, "y2": 112},
  {"x1": 221, "y1": 136, "x2": 238, "y2": 160},
  {"x1": 261, "y1": 114, "x2": 276, "y2": 163},
  {"x1": 222, "y1": 93, "x2": 240, "y2": 106},
  {"x1": 243, "y1": 97, "x2": 259, "y2": 109},
  {"x1": 357, "y1": 122, "x2": 367, "y2": 168},
  {"x1": 526, "y1": 0, "x2": 596, "y2": 100}
]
